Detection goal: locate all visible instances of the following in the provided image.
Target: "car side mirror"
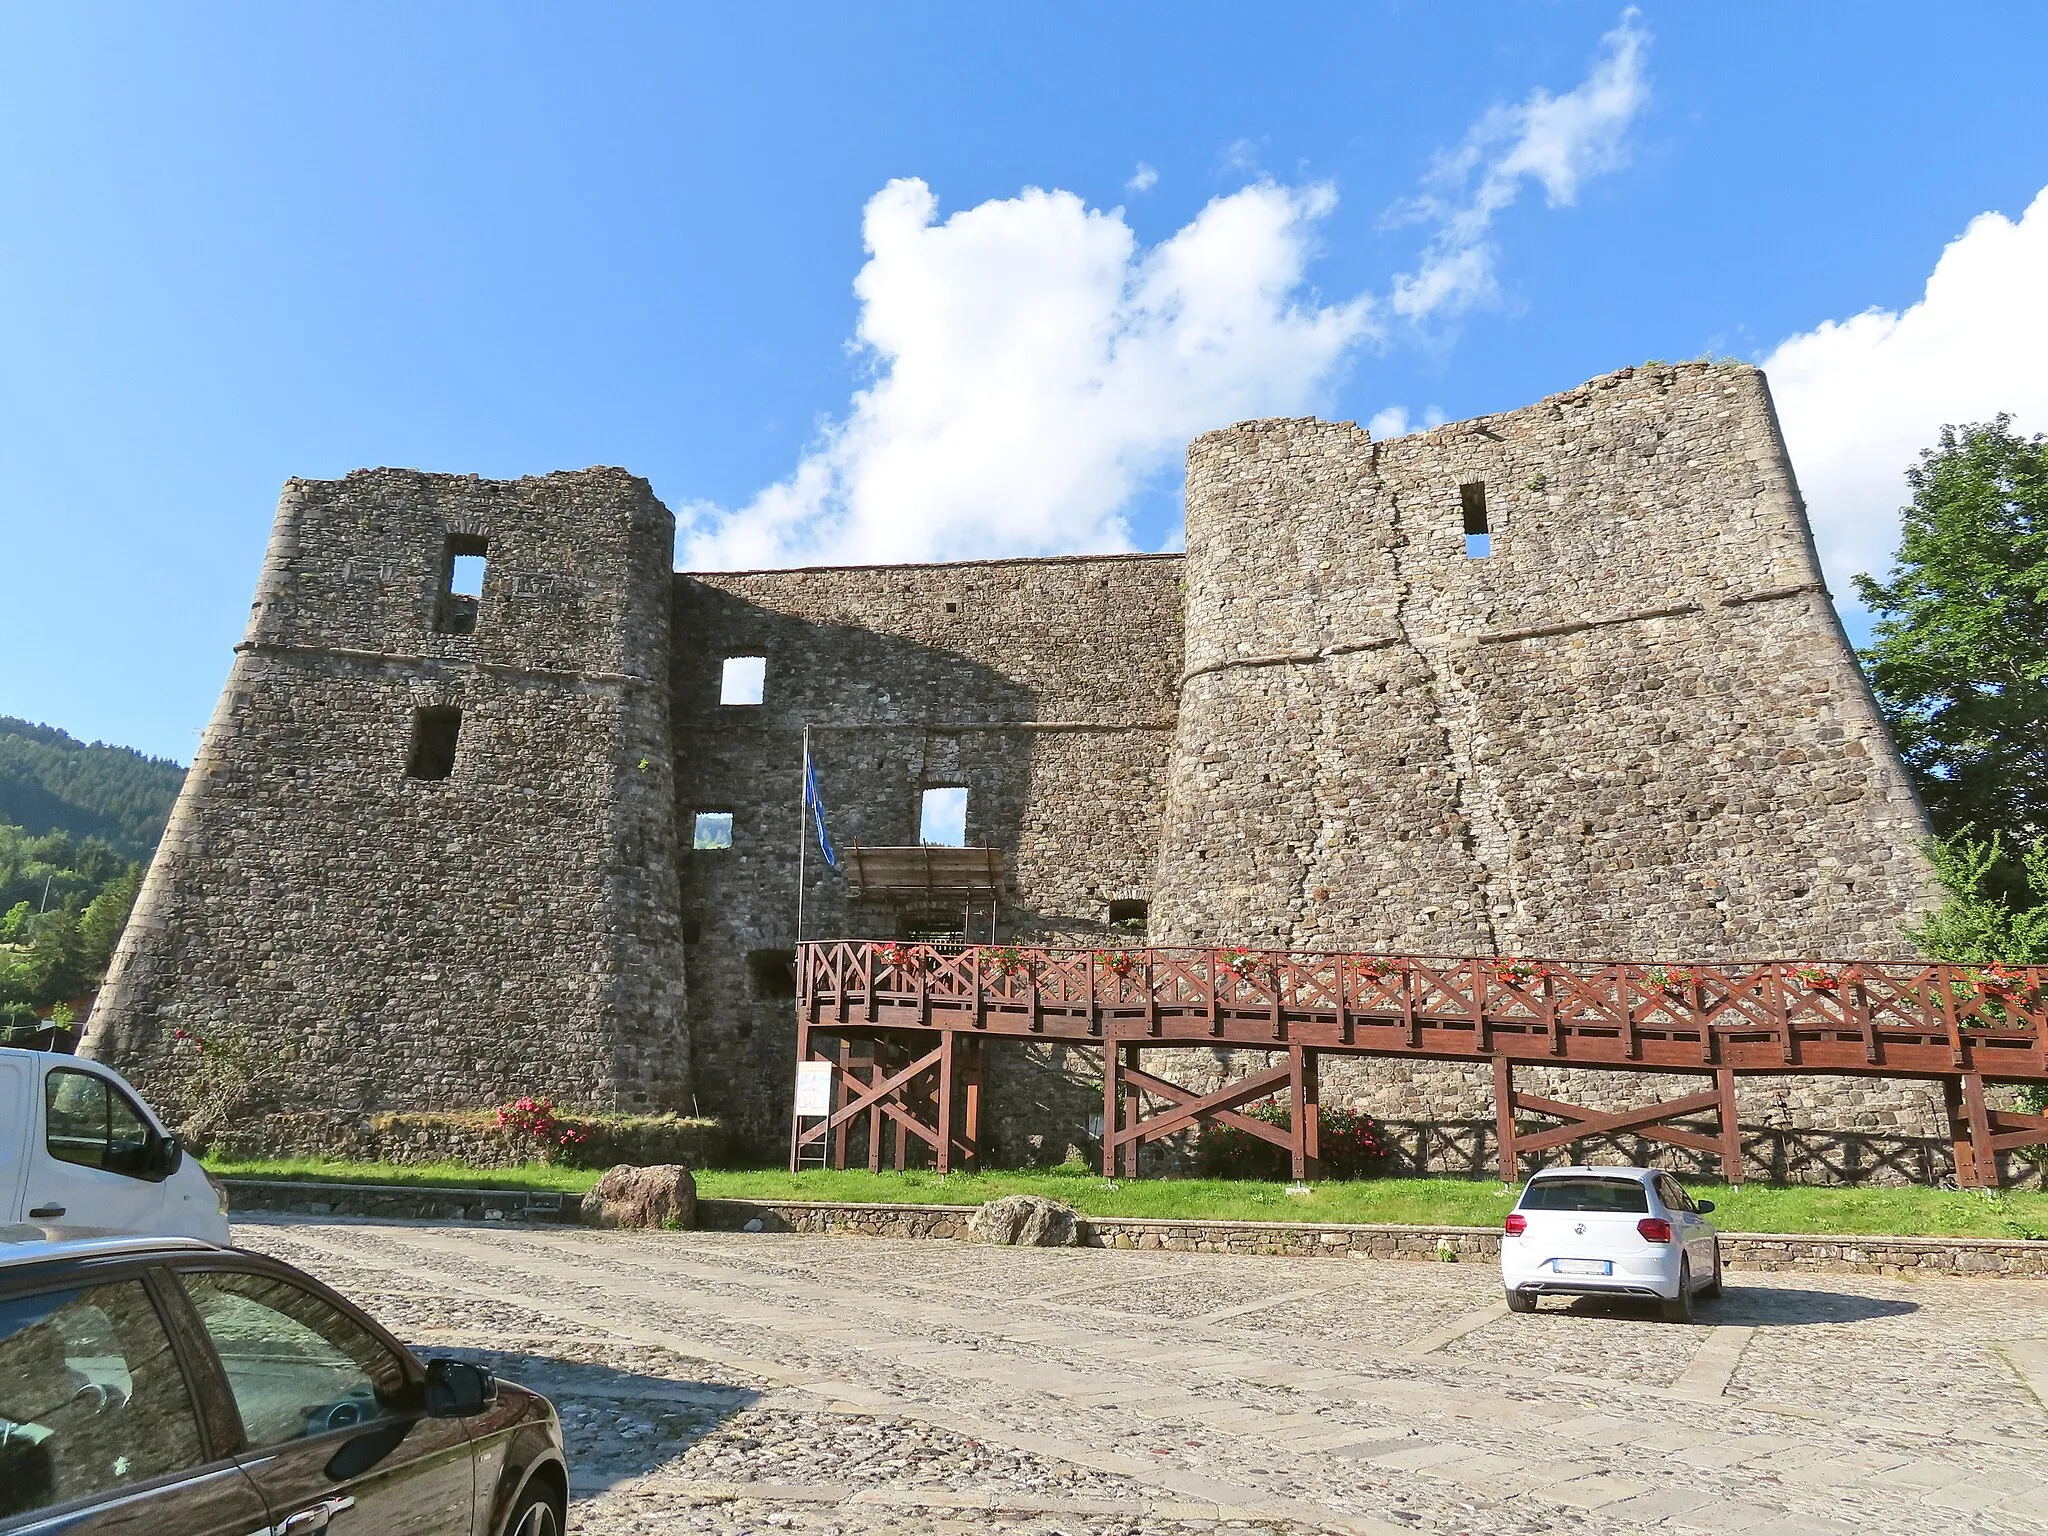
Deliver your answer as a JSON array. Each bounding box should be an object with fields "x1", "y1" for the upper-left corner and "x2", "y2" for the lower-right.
[
  {"x1": 1695, "y1": 1198, "x2": 1715, "y2": 1214},
  {"x1": 425, "y1": 1358, "x2": 496, "y2": 1418},
  {"x1": 145, "y1": 1133, "x2": 185, "y2": 1180}
]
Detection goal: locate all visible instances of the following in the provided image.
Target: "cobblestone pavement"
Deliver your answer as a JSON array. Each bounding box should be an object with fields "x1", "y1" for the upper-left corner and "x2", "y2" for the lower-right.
[{"x1": 234, "y1": 1219, "x2": 2048, "y2": 1535}]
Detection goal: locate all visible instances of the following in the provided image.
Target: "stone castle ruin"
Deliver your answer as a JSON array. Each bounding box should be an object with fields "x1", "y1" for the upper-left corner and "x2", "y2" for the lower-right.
[{"x1": 91, "y1": 362, "x2": 1956, "y2": 1176}]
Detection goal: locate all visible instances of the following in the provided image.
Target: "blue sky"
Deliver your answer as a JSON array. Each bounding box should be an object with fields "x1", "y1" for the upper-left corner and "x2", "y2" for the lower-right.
[{"x1": 6, "y1": 3, "x2": 2048, "y2": 763}]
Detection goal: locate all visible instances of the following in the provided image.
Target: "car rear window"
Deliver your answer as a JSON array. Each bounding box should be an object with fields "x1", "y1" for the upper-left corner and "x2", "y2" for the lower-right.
[{"x1": 1519, "y1": 1177, "x2": 1650, "y2": 1213}]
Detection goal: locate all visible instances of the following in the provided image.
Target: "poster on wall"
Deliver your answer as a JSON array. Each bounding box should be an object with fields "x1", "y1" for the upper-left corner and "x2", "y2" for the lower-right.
[{"x1": 793, "y1": 1060, "x2": 835, "y2": 1118}]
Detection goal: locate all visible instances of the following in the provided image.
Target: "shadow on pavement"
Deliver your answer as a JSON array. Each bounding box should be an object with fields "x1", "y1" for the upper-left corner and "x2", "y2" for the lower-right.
[
  {"x1": 1540, "y1": 1285, "x2": 1917, "y2": 1327},
  {"x1": 426, "y1": 1346, "x2": 763, "y2": 1491},
  {"x1": 1698, "y1": 1285, "x2": 1920, "y2": 1326}
]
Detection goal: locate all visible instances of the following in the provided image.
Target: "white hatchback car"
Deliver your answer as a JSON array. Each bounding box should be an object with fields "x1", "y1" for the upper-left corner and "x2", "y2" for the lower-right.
[{"x1": 1501, "y1": 1166, "x2": 1721, "y2": 1322}]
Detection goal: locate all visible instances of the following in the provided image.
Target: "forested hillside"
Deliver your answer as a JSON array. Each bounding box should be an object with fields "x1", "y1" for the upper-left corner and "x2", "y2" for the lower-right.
[{"x1": 0, "y1": 716, "x2": 186, "y2": 861}]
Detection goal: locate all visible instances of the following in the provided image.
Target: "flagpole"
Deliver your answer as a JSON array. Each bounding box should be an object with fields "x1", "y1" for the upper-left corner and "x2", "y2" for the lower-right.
[{"x1": 796, "y1": 723, "x2": 810, "y2": 947}]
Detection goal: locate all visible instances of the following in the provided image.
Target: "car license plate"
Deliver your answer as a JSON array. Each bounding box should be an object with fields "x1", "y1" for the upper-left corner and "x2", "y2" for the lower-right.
[{"x1": 1554, "y1": 1258, "x2": 1612, "y2": 1276}]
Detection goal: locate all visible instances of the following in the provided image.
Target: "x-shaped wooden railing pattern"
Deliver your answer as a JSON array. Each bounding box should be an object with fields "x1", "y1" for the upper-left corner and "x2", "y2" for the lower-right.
[{"x1": 793, "y1": 943, "x2": 2048, "y2": 1187}]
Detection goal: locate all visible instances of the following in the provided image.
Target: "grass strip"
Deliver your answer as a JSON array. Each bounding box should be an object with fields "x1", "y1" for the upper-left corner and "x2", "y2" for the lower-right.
[{"x1": 207, "y1": 1157, "x2": 2048, "y2": 1240}]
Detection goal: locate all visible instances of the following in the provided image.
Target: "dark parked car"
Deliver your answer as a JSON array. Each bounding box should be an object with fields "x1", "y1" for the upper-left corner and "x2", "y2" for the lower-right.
[{"x1": 0, "y1": 1228, "x2": 566, "y2": 1535}]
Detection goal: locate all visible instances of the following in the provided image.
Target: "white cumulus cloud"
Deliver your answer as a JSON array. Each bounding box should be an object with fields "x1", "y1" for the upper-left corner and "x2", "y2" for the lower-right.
[
  {"x1": 1126, "y1": 162, "x2": 1159, "y2": 195},
  {"x1": 681, "y1": 177, "x2": 1374, "y2": 568},
  {"x1": 1389, "y1": 9, "x2": 1650, "y2": 321},
  {"x1": 1764, "y1": 184, "x2": 2048, "y2": 612},
  {"x1": 679, "y1": 14, "x2": 1652, "y2": 571}
]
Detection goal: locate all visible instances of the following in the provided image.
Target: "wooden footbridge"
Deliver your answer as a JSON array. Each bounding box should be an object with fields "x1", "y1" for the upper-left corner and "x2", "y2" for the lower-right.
[{"x1": 791, "y1": 942, "x2": 2048, "y2": 1188}]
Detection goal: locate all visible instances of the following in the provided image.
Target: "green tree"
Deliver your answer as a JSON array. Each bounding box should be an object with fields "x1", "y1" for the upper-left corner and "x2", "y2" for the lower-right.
[
  {"x1": 1906, "y1": 830, "x2": 2048, "y2": 966},
  {"x1": 1855, "y1": 418, "x2": 2048, "y2": 847}
]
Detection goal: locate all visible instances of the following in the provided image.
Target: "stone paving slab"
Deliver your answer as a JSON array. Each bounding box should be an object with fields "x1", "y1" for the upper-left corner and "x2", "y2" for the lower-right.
[{"x1": 235, "y1": 1216, "x2": 2048, "y2": 1535}]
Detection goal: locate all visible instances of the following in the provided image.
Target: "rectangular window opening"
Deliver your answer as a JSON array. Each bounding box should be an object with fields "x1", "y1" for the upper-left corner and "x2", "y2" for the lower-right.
[
  {"x1": 720, "y1": 655, "x2": 766, "y2": 706},
  {"x1": 1460, "y1": 482, "x2": 1491, "y2": 558},
  {"x1": 918, "y1": 786, "x2": 968, "y2": 848},
  {"x1": 747, "y1": 947, "x2": 797, "y2": 998},
  {"x1": 692, "y1": 811, "x2": 734, "y2": 850},
  {"x1": 436, "y1": 534, "x2": 489, "y2": 635},
  {"x1": 1108, "y1": 898, "x2": 1149, "y2": 934},
  {"x1": 406, "y1": 707, "x2": 462, "y2": 781}
]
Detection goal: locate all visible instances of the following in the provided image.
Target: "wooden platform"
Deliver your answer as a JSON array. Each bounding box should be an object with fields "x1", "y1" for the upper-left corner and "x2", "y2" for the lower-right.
[{"x1": 792, "y1": 942, "x2": 2048, "y2": 1188}]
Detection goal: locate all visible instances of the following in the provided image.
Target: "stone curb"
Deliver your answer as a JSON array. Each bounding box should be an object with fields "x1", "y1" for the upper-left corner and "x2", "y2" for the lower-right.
[{"x1": 219, "y1": 1182, "x2": 2048, "y2": 1278}]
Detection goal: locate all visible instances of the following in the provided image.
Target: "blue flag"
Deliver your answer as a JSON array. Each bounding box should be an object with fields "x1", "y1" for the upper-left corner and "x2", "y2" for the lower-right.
[{"x1": 803, "y1": 755, "x2": 839, "y2": 869}]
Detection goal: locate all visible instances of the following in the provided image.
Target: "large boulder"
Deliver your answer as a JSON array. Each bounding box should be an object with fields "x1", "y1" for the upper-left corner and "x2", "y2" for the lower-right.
[
  {"x1": 579, "y1": 1164, "x2": 696, "y2": 1230},
  {"x1": 967, "y1": 1194, "x2": 1081, "y2": 1247}
]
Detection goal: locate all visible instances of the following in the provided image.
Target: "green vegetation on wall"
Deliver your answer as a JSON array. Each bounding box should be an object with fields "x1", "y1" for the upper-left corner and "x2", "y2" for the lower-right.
[{"x1": 0, "y1": 716, "x2": 186, "y2": 863}]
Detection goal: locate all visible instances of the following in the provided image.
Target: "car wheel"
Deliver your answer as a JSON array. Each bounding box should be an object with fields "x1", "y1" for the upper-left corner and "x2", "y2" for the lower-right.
[
  {"x1": 1662, "y1": 1259, "x2": 1695, "y2": 1324},
  {"x1": 1506, "y1": 1288, "x2": 1537, "y2": 1314},
  {"x1": 505, "y1": 1480, "x2": 564, "y2": 1536},
  {"x1": 1700, "y1": 1242, "x2": 1723, "y2": 1300}
]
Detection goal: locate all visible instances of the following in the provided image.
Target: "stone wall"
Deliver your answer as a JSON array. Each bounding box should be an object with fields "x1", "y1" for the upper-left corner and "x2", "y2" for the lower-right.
[
  {"x1": 92, "y1": 363, "x2": 1964, "y2": 1181},
  {"x1": 670, "y1": 556, "x2": 1183, "y2": 1159},
  {"x1": 90, "y1": 469, "x2": 691, "y2": 1120},
  {"x1": 1145, "y1": 362, "x2": 1945, "y2": 1151}
]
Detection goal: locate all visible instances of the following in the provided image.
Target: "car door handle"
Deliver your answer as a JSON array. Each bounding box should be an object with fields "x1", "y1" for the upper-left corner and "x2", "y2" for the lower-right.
[
  {"x1": 28, "y1": 1204, "x2": 64, "y2": 1219},
  {"x1": 277, "y1": 1495, "x2": 355, "y2": 1534}
]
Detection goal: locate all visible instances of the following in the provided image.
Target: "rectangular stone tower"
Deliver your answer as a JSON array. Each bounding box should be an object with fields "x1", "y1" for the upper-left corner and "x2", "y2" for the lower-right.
[{"x1": 90, "y1": 469, "x2": 690, "y2": 1122}]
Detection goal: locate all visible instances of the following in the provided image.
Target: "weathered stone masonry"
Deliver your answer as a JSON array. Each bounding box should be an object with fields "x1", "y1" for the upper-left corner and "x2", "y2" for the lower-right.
[
  {"x1": 93, "y1": 364, "x2": 1958, "y2": 1174},
  {"x1": 93, "y1": 470, "x2": 691, "y2": 1115}
]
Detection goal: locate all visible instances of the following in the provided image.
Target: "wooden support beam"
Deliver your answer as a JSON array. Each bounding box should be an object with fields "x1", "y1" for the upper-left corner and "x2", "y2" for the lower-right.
[
  {"x1": 1963, "y1": 1070, "x2": 1997, "y2": 1189},
  {"x1": 1508, "y1": 1088, "x2": 1724, "y2": 1158},
  {"x1": 1116, "y1": 1061, "x2": 1295, "y2": 1149},
  {"x1": 1715, "y1": 1066, "x2": 1742, "y2": 1185},
  {"x1": 936, "y1": 1029, "x2": 957, "y2": 1174},
  {"x1": 803, "y1": 1043, "x2": 945, "y2": 1140},
  {"x1": 1117, "y1": 1064, "x2": 1296, "y2": 1148},
  {"x1": 1987, "y1": 1107, "x2": 2048, "y2": 1155},
  {"x1": 1100, "y1": 1040, "x2": 1120, "y2": 1177},
  {"x1": 832, "y1": 1038, "x2": 852, "y2": 1171},
  {"x1": 1298, "y1": 1045, "x2": 1321, "y2": 1180},
  {"x1": 959, "y1": 1037, "x2": 983, "y2": 1169},
  {"x1": 1493, "y1": 1053, "x2": 1516, "y2": 1184},
  {"x1": 1942, "y1": 1076, "x2": 1977, "y2": 1189},
  {"x1": 1120, "y1": 1045, "x2": 1142, "y2": 1177}
]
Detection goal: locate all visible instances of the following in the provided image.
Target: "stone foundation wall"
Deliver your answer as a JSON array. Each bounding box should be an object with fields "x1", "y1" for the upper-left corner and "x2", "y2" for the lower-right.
[{"x1": 202, "y1": 1109, "x2": 724, "y2": 1170}]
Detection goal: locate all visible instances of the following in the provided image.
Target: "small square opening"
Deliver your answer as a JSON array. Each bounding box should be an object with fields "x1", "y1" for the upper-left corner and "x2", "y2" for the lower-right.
[
  {"x1": 747, "y1": 947, "x2": 797, "y2": 998},
  {"x1": 436, "y1": 534, "x2": 488, "y2": 634},
  {"x1": 406, "y1": 707, "x2": 462, "y2": 781},
  {"x1": 693, "y1": 812, "x2": 734, "y2": 850},
  {"x1": 1108, "y1": 898, "x2": 1149, "y2": 933},
  {"x1": 919, "y1": 786, "x2": 968, "y2": 847},
  {"x1": 720, "y1": 655, "x2": 766, "y2": 706},
  {"x1": 1460, "y1": 483, "x2": 1491, "y2": 558}
]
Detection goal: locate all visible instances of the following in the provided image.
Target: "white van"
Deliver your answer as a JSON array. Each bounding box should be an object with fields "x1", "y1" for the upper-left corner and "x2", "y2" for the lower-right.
[{"x1": 0, "y1": 1045, "x2": 230, "y2": 1244}]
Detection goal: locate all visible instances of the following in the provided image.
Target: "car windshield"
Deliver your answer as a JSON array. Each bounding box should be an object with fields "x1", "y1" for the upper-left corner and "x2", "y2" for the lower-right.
[{"x1": 1519, "y1": 1177, "x2": 1649, "y2": 1213}]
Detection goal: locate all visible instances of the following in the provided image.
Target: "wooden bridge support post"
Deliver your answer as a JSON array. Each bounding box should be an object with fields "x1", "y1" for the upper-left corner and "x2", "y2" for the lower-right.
[
  {"x1": 935, "y1": 1029, "x2": 957, "y2": 1175},
  {"x1": 960, "y1": 1036, "x2": 983, "y2": 1172},
  {"x1": 867, "y1": 1043, "x2": 887, "y2": 1175},
  {"x1": 1715, "y1": 1067, "x2": 1743, "y2": 1188},
  {"x1": 832, "y1": 1039, "x2": 852, "y2": 1171},
  {"x1": 1290, "y1": 1045, "x2": 1321, "y2": 1181},
  {"x1": 1101, "y1": 1041, "x2": 1121, "y2": 1178},
  {"x1": 1942, "y1": 1075, "x2": 1997, "y2": 1189},
  {"x1": 1963, "y1": 1071, "x2": 1998, "y2": 1190},
  {"x1": 1492, "y1": 1054, "x2": 1517, "y2": 1185},
  {"x1": 1120, "y1": 1045, "x2": 1143, "y2": 1177}
]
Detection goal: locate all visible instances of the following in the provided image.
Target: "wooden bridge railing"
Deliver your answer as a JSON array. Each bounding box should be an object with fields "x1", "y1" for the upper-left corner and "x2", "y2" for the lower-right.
[{"x1": 791, "y1": 941, "x2": 2048, "y2": 1188}]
